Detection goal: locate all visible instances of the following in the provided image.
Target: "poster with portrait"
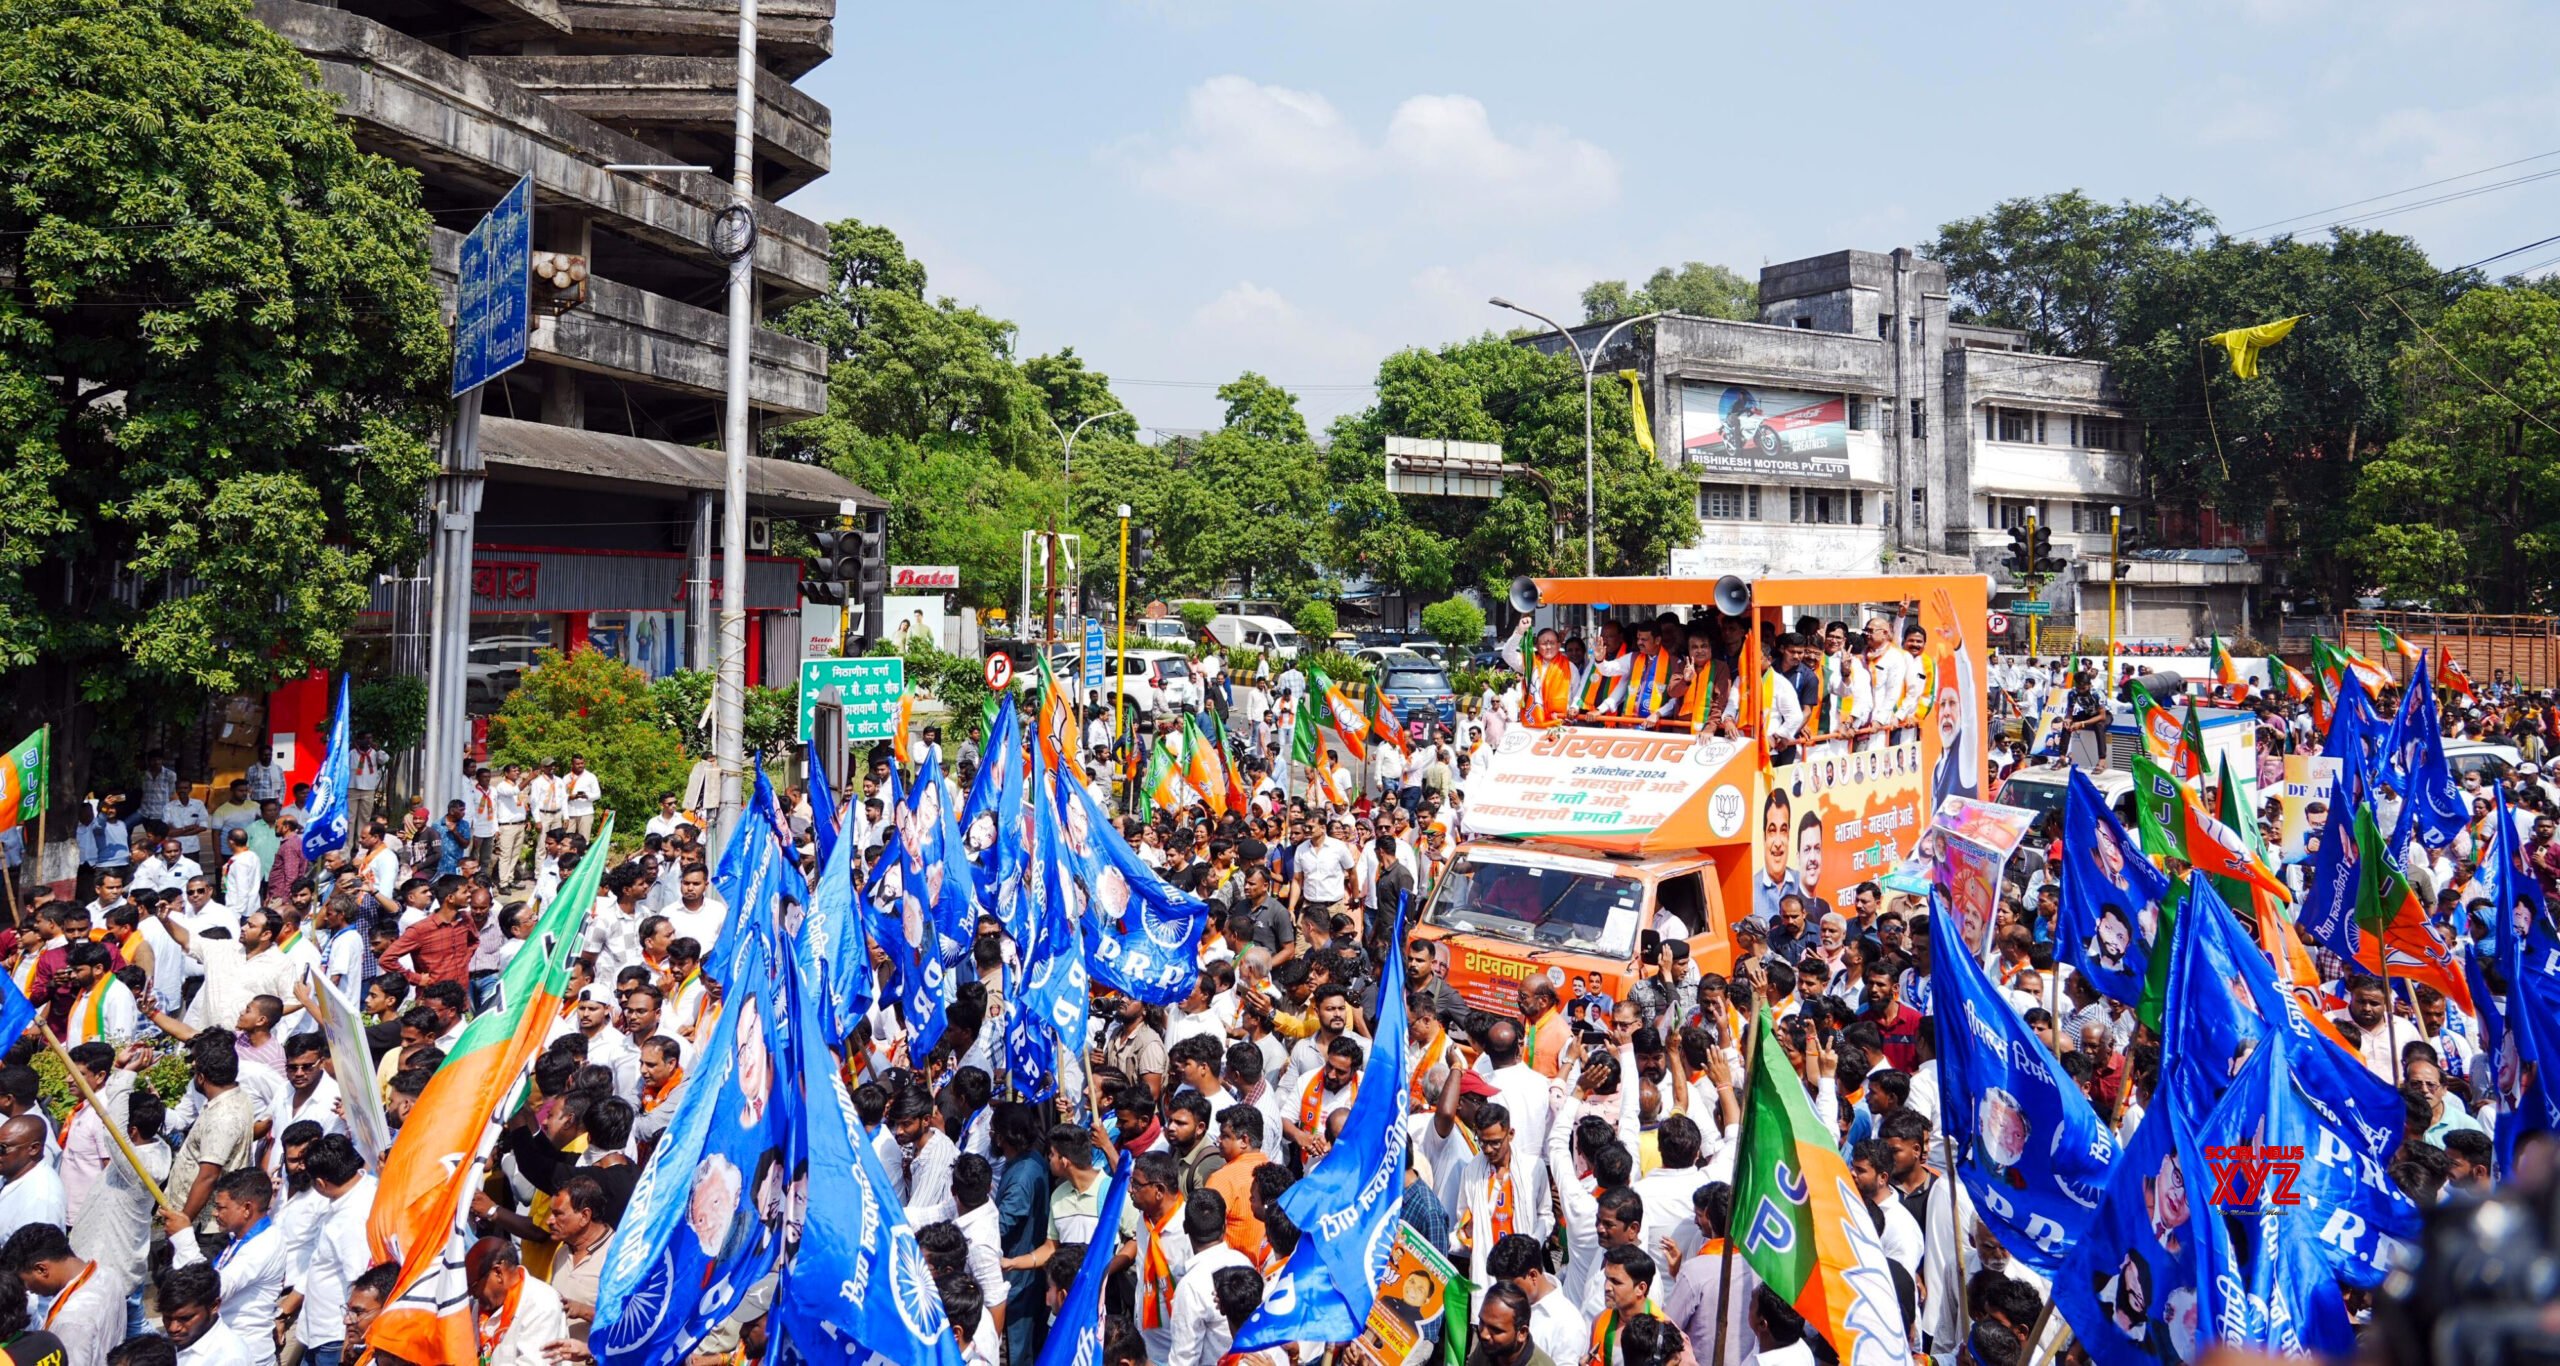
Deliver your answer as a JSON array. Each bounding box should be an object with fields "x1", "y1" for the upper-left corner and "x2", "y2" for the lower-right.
[{"x1": 1348, "y1": 1223, "x2": 1469, "y2": 1366}]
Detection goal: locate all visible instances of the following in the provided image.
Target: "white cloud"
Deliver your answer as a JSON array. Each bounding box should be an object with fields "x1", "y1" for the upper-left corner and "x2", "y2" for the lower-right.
[{"x1": 1112, "y1": 77, "x2": 1620, "y2": 227}]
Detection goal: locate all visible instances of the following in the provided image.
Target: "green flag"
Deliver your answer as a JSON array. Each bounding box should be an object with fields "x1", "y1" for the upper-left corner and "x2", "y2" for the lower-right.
[{"x1": 0, "y1": 728, "x2": 45, "y2": 834}]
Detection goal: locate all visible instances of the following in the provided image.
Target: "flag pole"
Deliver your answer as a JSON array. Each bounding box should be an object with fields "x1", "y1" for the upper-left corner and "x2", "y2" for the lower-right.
[
  {"x1": 1708, "y1": 1009, "x2": 1760, "y2": 1366},
  {"x1": 1941, "y1": 1123, "x2": 1971, "y2": 1351},
  {"x1": 30, "y1": 724, "x2": 47, "y2": 914},
  {"x1": 2377, "y1": 930, "x2": 2404, "y2": 1090},
  {"x1": 35, "y1": 1022, "x2": 182, "y2": 1221}
]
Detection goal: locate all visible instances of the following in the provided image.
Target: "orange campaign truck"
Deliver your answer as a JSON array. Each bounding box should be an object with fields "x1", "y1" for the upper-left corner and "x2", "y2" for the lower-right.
[{"x1": 1413, "y1": 572, "x2": 1990, "y2": 1024}]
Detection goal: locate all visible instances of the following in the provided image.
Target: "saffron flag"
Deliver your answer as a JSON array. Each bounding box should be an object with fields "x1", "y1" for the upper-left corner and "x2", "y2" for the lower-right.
[
  {"x1": 303, "y1": 679, "x2": 354, "y2": 859},
  {"x1": 2207, "y1": 636, "x2": 2247, "y2": 699},
  {"x1": 2126, "y1": 682, "x2": 2194, "y2": 778},
  {"x1": 1180, "y1": 716, "x2": 1224, "y2": 818},
  {"x1": 1927, "y1": 903, "x2": 2117, "y2": 1275},
  {"x1": 367, "y1": 819, "x2": 613, "y2": 1366},
  {"x1": 2204, "y1": 314, "x2": 2301, "y2": 379},
  {"x1": 1730, "y1": 1006, "x2": 1909, "y2": 1366},
  {"x1": 2350, "y1": 802, "x2": 2475, "y2": 1016},
  {"x1": 2374, "y1": 624, "x2": 2424, "y2": 667},
  {"x1": 593, "y1": 900, "x2": 803, "y2": 1366},
  {"x1": 2440, "y1": 656, "x2": 2476, "y2": 699},
  {"x1": 2276, "y1": 659, "x2": 2314, "y2": 703},
  {"x1": 2126, "y1": 753, "x2": 2292, "y2": 904},
  {"x1": 1318, "y1": 672, "x2": 1370, "y2": 763},
  {"x1": 2057, "y1": 768, "x2": 2170, "y2": 1006},
  {"x1": 1363, "y1": 678, "x2": 1410, "y2": 756},
  {"x1": 0, "y1": 728, "x2": 47, "y2": 836},
  {"x1": 1034, "y1": 652, "x2": 1076, "y2": 767},
  {"x1": 2312, "y1": 638, "x2": 2392, "y2": 698},
  {"x1": 1236, "y1": 899, "x2": 1413, "y2": 1349}
]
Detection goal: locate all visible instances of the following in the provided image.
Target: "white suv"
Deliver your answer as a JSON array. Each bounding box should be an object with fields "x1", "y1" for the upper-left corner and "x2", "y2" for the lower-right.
[{"x1": 1022, "y1": 648, "x2": 1202, "y2": 714}]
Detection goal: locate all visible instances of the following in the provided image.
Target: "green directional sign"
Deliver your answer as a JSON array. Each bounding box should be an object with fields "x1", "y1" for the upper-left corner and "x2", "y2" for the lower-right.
[
  {"x1": 2009, "y1": 601, "x2": 2054, "y2": 617},
  {"x1": 799, "y1": 656, "x2": 906, "y2": 743}
]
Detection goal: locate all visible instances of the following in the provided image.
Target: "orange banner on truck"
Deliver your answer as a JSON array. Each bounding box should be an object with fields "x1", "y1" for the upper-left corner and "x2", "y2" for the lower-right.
[{"x1": 1461, "y1": 729, "x2": 1754, "y2": 850}]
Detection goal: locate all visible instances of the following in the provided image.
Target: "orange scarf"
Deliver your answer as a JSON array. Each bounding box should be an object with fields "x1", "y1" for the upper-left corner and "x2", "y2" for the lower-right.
[
  {"x1": 42, "y1": 1261, "x2": 96, "y2": 1332},
  {"x1": 643, "y1": 1066, "x2": 685, "y2": 1113},
  {"x1": 1523, "y1": 655, "x2": 1572, "y2": 727},
  {"x1": 1488, "y1": 1164, "x2": 1516, "y2": 1242},
  {"x1": 1139, "y1": 1200, "x2": 1182, "y2": 1329},
  {"x1": 477, "y1": 1273, "x2": 524, "y2": 1362},
  {"x1": 1409, "y1": 1031, "x2": 1451, "y2": 1109},
  {"x1": 1298, "y1": 1075, "x2": 1326, "y2": 1135}
]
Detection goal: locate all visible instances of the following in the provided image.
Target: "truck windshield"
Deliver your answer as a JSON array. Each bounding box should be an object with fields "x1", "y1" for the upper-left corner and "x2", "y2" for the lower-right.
[{"x1": 1424, "y1": 853, "x2": 1645, "y2": 959}]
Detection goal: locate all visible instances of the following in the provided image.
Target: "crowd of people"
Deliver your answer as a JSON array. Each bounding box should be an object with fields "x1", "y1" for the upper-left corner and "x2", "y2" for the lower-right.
[{"x1": 0, "y1": 618, "x2": 2550, "y2": 1366}]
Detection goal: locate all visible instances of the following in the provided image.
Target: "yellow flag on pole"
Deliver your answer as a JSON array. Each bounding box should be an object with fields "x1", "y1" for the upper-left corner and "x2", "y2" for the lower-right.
[
  {"x1": 1618, "y1": 370, "x2": 1655, "y2": 456},
  {"x1": 2203, "y1": 315, "x2": 2301, "y2": 378}
]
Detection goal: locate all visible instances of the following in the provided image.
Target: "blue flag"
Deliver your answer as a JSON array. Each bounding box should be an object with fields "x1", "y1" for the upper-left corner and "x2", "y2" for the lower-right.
[
  {"x1": 803, "y1": 771, "x2": 876, "y2": 1045},
  {"x1": 959, "y1": 697, "x2": 1032, "y2": 946},
  {"x1": 2495, "y1": 901, "x2": 2560, "y2": 1167},
  {"x1": 1927, "y1": 901, "x2": 2117, "y2": 1276},
  {"x1": 2050, "y1": 1094, "x2": 2212, "y2": 1366},
  {"x1": 2383, "y1": 654, "x2": 2464, "y2": 852},
  {"x1": 2057, "y1": 767, "x2": 2171, "y2": 1007},
  {"x1": 1047, "y1": 760, "x2": 1211, "y2": 1006},
  {"x1": 303, "y1": 676, "x2": 354, "y2": 859},
  {"x1": 707, "y1": 761, "x2": 808, "y2": 987},
  {"x1": 1028, "y1": 1154, "x2": 1133, "y2": 1366},
  {"x1": 911, "y1": 751, "x2": 983, "y2": 959},
  {"x1": 1237, "y1": 899, "x2": 1411, "y2": 1351},
  {"x1": 1012, "y1": 752, "x2": 1090, "y2": 1099},
  {"x1": 2158, "y1": 874, "x2": 2273, "y2": 1125},
  {"x1": 0, "y1": 974, "x2": 34, "y2": 1060},
  {"x1": 806, "y1": 742, "x2": 840, "y2": 875},
  {"x1": 770, "y1": 899, "x2": 963, "y2": 1366},
  {"x1": 863, "y1": 754, "x2": 961, "y2": 1056},
  {"x1": 593, "y1": 904, "x2": 804, "y2": 1365}
]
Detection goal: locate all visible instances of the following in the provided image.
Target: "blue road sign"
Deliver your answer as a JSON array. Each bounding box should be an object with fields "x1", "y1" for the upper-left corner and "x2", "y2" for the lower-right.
[
  {"x1": 452, "y1": 176, "x2": 533, "y2": 396},
  {"x1": 1083, "y1": 620, "x2": 1106, "y2": 690}
]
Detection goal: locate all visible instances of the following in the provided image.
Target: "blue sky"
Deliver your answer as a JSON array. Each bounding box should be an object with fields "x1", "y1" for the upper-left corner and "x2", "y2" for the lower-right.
[{"x1": 789, "y1": 0, "x2": 2556, "y2": 434}]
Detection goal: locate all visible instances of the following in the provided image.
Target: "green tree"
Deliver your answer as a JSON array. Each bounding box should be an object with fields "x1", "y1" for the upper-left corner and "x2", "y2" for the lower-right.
[
  {"x1": 1931, "y1": 191, "x2": 2216, "y2": 355},
  {"x1": 0, "y1": 0, "x2": 446, "y2": 774},
  {"x1": 488, "y1": 649, "x2": 687, "y2": 827},
  {"x1": 1177, "y1": 601, "x2": 1217, "y2": 636},
  {"x1": 649, "y1": 671, "x2": 798, "y2": 758},
  {"x1": 2342, "y1": 285, "x2": 2560, "y2": 609},
  {"x1": 1025, "y1": 347, "x2": 1135, "y2": 441},
  {"x1": 2110, "y1": 229, "x2": 2468, "y2": 600},
  {"x1": 1293, "y1": 601, "x2": 1338, "y2": 643},
  {"x1": 1327, "y1": 335, "x2": 1697, "y2": 596},
  {"x1": 1582, "y1": 262, "x2": 1758, "y2": 323},
  {"x1": 1420, "y1": 597, "x2": 1487, "y2": 652}
]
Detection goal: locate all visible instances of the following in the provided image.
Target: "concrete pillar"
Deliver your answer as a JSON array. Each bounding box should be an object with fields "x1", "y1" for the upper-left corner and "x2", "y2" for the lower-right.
[{"x1": 420, "y1": 389, "x2": 486, "y2": 817}]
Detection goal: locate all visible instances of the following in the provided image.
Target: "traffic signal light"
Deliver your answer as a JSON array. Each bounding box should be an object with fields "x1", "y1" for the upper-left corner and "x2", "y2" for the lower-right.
[
  {"x1": 1134, "y1": 527, "x2": 1157, "y2": 573},
  {"x1": 2004, "y1": 525, "x2": 2032, "y2": 576},
  {"x1": 804, "y1": 529, "x2": 859, "y2": 605},
  {"x1": 2029, "y1": 524, "x2": 2067, "y2": 575},
  {"x1": 854, "y1": 509, "x2": 888, "y2": 646}
]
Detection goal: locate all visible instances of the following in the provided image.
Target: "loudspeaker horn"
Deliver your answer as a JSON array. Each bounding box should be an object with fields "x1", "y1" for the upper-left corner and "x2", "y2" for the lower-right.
[
  {"x1": 1508, "y1": 576, "x2": 1542, "y2": 614},
  {"x1": 1712, "y1": 574, "x2": 1752, "y2": 616}
]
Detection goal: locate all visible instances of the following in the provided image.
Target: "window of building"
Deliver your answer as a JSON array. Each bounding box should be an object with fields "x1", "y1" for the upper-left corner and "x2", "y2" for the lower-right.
[
  {"x1": 2081, "y1": 415, "x2": 2132, "y2": 451},
  {"x1": 1988, "y1": 496, "x2": 2048, "y2": 530},
  {"x1": 1700, "y1": 485, "x2": 1759, "y2": 521},
  {"x1": 1789, "y1": 488, "x2": 1864, "y2": 525},
  {"x1": 1795, "y1": 317, "x2": 1813, "y2": 329},
  {"x1": 1995, "y1": 408, "x2": 2038, "y2": 443},
  {"x1": 1909, "y1": 316, "x2": 1924, "y2": 348},
  {"x1": 1909, "y1": 399, "x2": 1926, "y2": 439},
  {"x1": 1879, "y1": 314, "x2": 1893, "y2": 339},
  {"x1": 1847, "y1": 397, "x2": 1868, "y2": 430},
  {"x1": 1910, "y1": 487, "x2": 1927, "y2": 530}
]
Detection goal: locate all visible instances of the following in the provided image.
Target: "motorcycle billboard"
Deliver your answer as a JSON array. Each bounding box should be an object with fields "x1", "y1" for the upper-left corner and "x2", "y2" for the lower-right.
[{"x1": 1679, "y1": 381, "x2": 1851, "y2": 479}]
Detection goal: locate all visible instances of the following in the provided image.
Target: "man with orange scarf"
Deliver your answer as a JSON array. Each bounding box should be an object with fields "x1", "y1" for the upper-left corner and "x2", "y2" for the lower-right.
[
  {"x1": 1501, "y1": 617, "x2": 1576, "y2": 728},
  {"x1": 1126, "y1": 1149, "x2": 1195, "y2": 1364}
]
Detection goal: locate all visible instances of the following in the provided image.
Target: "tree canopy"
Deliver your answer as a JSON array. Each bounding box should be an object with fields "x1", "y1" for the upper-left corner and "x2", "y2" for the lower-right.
[
  {"x1": 1582, "y1": 262, "x2": 1758, "y2": 323},
  {"x1": 0, "y1": 0, "x2": 446, "y2": 768},
  {"x1": 1932, "y1": 191, "x2": 2216, "y2": 356}
]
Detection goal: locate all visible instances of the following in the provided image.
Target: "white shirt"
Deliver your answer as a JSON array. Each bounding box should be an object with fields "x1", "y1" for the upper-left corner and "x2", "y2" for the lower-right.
[
  {"x1": 177, "y1": 1321, "x2": 258, "y2": 1366},
  {"x1": 244, "y1": 762, "x2": 286, "y2": 803},
  {"x1": 492, "y1": 778, "x2": 527, "y2": 825},
  {"x1": 1527, "y1": 1283, "x2": 1589, "y2": 1366},
  {"x1": 1134, "y1": 1204, "x2": 1197, "y2": 1365},
  {"x1": 349, "y1": 748, "x2": 388, "y2": 794},
  {"x1": 180, "y1": 941, "x2": 299, "y2": 1037},
  {"x1": 1294, "y1": 837, "x2": 1355, "y2": 904},
  {"x1": 584, "y1": 901, "x2": 644, "y2": 990},
  {"x1": 299, "y1": 1175, "x2": 377, "y2": 1349},
  {"x1": 0, "y1": 1160, "x2": 67, "y2": 1242},
  {"x1": 1166, "y1": 1241, "x2": 1252, "y2": 1366},
  {"x1": 165, "y1": 799, "x2": 214, "y2": 858},
  {"x1": 528, "y1": 773, "x2": 566, "y2": 817},
  {"x1": 896, "y1": 1128, "x2": 959, "y2": 1226},
  {"x1": 223, "y1": 851, "x2": 264, "y2": 917},
  {"x1": 487, "y1": 1271, "x2": 572, "y2": 1366},
  {"x1": 663, "y1": 895, "x2": 727, "y2": 956},
  {"x1": 174, "y1": 1215, "x2": 286, "y2": 1366},
  {"x1": 45, "y1": 1257, "x2": 130, "y2": 1366},
  {"x1": 564, "y1": 771, "x2": 601, "y2": 817}
]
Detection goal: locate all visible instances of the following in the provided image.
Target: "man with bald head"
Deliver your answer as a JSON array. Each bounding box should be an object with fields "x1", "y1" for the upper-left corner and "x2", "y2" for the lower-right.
[{"x1": 0, "y1": 1114, "x2": 63, "y2": 1241}]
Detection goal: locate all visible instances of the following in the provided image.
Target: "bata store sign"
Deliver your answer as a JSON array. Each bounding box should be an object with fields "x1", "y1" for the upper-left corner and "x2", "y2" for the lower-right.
[{"x1": 889, "y1": 565, "x2": 961, "y2": 591}]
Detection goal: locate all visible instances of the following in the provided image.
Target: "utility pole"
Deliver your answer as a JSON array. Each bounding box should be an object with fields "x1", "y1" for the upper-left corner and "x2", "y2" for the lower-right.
[
  {"x1": 2107, "y1": 505, "x2": 2122, "y2": 673},
  {"x1": 709, "y1": 0, "x2": 760, "y2": 852},
  {"x1": 1116, "y1": 504, "x2": 1131, "y2": 796}
]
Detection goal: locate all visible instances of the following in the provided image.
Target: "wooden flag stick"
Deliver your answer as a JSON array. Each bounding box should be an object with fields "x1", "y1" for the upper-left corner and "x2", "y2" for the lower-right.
[
  {"x1": 33, "y1": 1021, "x2": 182, "y2": 1221},
  {"x1": 1708, "y1": 1009, "x2": 1760, "y2": 1366}
]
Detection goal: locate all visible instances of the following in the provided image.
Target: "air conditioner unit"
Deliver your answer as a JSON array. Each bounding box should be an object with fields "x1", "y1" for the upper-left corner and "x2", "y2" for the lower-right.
[{"x1": 708, "y1": 516, "x2": 773, "y2": 553}]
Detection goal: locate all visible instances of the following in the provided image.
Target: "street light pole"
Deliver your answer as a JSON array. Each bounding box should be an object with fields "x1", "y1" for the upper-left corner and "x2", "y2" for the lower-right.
[
  {"x1": 709, "y1": 0, "x2": 760, "y2": 853},
  {"x1": 1488, "y1": 299, "x2": 1661, "y2": 576},
  {"x1": 2108, "y1": 505, "x2": 2122, "y2": 675},
  {"x1": 1044, "y1": 409, "x2": 1125, "y2": 645},
  {"x1": 1116, "y1": 502, "x2": 1132, "y2": 795}
]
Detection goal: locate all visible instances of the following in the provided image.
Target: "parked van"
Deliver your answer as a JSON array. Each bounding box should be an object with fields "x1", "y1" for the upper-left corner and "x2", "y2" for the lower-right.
[
  {"x1": 1133, "y1": 619, "x2": 1190, "y2": 648},
  {"x1": 1205, "y1": 614, "x2": 1303, "y2": 660}
]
